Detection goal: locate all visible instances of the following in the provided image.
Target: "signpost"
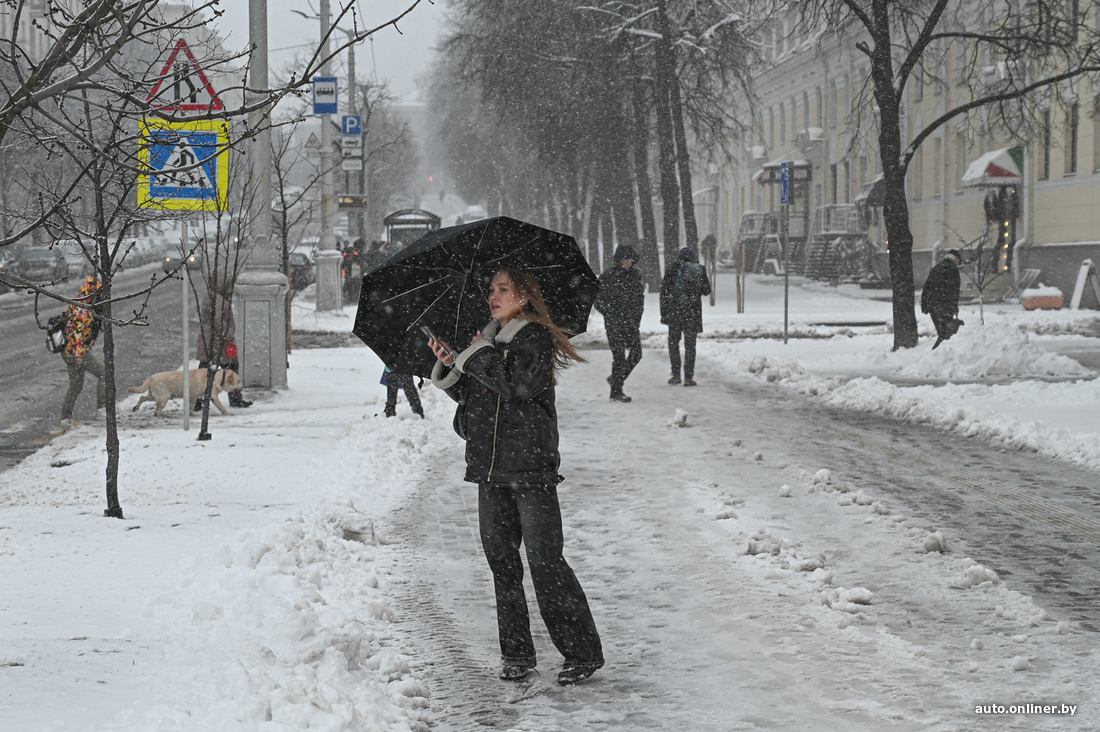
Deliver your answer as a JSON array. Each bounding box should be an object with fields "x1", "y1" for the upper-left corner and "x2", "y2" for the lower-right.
[
  {"x1": 341, "y1": 114, "x2": 363, "y2": 171},
  {"x1": 138, "y1": 119, "x2": 229, "y2": 212},
  {"x1": 780, "y1": 162, "x2": 790, "y2": 344},
  {"x1": 341, "y1": 115, "x2": 362, "y2": 136},
  {"x1": 340, "y1": 136, "x2": 363, "y2": 171},
  {"x1": 337, "y1": 194, "x2": 369, "y2": 209},
  {"x1": 312, "y1": 77, "x2": 339, "y2": 115},
  {"x1": 146, "y1": 39, "x2": 225, "y2": 114},
  {"x1": 141, "y1": 38, "x2": 229, "y2": 433}
]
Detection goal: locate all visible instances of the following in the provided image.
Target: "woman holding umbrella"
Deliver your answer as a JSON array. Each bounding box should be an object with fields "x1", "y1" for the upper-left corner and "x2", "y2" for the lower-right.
[{"x1": 428, "y1": 269, "x2": 604, "y2": 685}]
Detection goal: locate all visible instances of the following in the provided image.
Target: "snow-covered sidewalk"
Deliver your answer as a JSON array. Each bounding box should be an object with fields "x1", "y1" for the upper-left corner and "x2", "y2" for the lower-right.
[{"x1": 2, "y1": 273, "x2": 1099, "y2": 730}]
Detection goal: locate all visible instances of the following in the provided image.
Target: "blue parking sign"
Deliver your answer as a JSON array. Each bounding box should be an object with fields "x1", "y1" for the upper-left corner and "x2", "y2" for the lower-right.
[
  {"x1": 341, "y1": 115, "x2": 362, "y2": 136},
  {"x1": 780, "y1": 162, "x2": 789, "y2": 205}
]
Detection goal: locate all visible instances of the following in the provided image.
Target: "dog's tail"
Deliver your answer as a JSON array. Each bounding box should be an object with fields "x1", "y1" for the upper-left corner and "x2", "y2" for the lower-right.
[{"x1": 127, "y1": 377, "x2": 152, "y2": 394}]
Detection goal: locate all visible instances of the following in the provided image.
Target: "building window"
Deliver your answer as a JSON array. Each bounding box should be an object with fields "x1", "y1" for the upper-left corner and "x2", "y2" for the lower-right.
[
  {"x1": 830, "y1": 82, "x2": 838, "y2": 127},
  {"x1": 803, "y1": 92, "x2": 810, "y2": 129},
  {"x1": 843, "y1": 160, "x2": 851, "y2": 203},
  {"x1": 932, "y1": 137, "x2": 942, "y2": 196},
  {"x1": 830, "y1": 163, "x2": 838, "y2": 203},
  {"x1": 815, "y1": 87, "x2": 823, "y2": 127},
  {"x1": 780, "y1": 103, "x2": 787, "y2": 144},
  {"x1": 1066, "y1": 102, "x2": 1079, "y2": 175},
  {"x1": 769, "y1": 108, "x2": 775, "y2": 149},
  {"x1": 914, "y1": 70, "x2": 923, "y2": 102},
  {"x1": 1092, "y1": 111, "x2": 1100, "y2": 172},
  {"x1": 1040, "y1": 109, "x2": 1051, "y2": 180},
  {"x1": 915, "y1": 147, "x2": 924, "y2": 199},
  {"x1": 955, "y1": 133, "x2": 967, "y2": 192}
]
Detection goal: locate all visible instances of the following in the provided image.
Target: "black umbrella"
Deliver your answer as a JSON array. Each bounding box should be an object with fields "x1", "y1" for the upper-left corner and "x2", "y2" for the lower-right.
[{"x1": 352, "y1": 216, "x2": 600, "y2": 377}]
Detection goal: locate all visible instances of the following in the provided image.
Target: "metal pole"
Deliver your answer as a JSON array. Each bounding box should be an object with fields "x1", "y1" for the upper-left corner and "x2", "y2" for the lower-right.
[
  {"x1": 181, "y1": 218, "x2": 189, "y2": 431},
  {"x1": 236, "y1": 0, "x2": 289, "y2": 390},
  {"x1": 315, "y1": 0, "x2": 342, "y2": 311},
  {"x1": 347, "y1": 40, "x2": 360, "y2": 241},
  {"x1": 783, "y1": 205, "x2": 790, "y2": 345}
]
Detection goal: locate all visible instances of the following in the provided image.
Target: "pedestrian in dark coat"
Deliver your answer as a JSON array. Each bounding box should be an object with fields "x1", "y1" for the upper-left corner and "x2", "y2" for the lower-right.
[
  {"x1": 659, "y1": 246, "x2": 711, "y2": 386},
  {"x1": 196, "y1": 275, "x2": 251, "y2": 410},
  {"x1": 429, "y1": 268, "x2": 604, "y2": 686},
  {"x1": 382, "y1": 366, "x2": 423, "y2": 418},
  {"x1": 921, "y1": 249, "x2": 963, "y2": 349},
  {"x1": 594, "y1": 244, "x2": 644, "y2": 402}
]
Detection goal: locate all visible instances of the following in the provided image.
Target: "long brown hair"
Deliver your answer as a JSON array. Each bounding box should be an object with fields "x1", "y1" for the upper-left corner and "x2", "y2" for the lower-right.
[{"x1": 498, "y1": 268, "x2": 586, "y2": 373}]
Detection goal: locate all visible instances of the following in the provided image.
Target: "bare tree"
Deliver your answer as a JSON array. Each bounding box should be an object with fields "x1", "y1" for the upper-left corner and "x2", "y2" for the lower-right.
[
  {"x1": 770, "y1": 0, "x2": 1100, "y2": 349},
  {"x1": 0, "y1": 0, "x2": 430, "y2": 519}
]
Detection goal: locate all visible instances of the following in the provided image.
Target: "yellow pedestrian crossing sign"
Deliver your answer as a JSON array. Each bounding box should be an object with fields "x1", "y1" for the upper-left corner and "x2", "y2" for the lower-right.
[{"x1": 138, "y1": 119, "x2": 229, "y2": 211}]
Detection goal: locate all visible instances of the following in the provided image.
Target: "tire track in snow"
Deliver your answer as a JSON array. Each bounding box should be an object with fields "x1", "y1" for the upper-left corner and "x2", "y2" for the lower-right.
[{"x1": 829, "y1": 424, "x2": 1100, "y2": 546}]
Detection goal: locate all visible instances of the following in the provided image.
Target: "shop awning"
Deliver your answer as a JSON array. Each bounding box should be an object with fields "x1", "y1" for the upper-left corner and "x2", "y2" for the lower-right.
[
  {"x1": 854, "y1": 173, "x2": 885, "y2": 207},
  {"x1": 962, "y1": 146, "x2": 1024, "y2": 187}
]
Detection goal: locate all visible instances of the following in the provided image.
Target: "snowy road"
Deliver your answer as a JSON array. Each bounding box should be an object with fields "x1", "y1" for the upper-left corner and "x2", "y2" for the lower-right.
[{"x1": 374, "y1": 346, "x2": 1099, "y2": 731}]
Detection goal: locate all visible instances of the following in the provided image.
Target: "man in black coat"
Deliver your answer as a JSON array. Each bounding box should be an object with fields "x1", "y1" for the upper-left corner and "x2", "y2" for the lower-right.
[
  {"x1": 660, "y1": 246, "x2": 711, "y2": 386},
  {"x1": 921, "y1": 249, "x2": 963, "y2": 349},
  {"x1": 594, "y1": 244, "x2": 644, "y2": 402}
]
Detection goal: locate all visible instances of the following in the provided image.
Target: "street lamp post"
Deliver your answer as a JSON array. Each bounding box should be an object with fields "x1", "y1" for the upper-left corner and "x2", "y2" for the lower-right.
[
  {"x1": 314, "y1": 0, "x2": 343, "y2": 311},
  {"x1": 235, "y1": 0, "x2": 288, "y2": 390}
]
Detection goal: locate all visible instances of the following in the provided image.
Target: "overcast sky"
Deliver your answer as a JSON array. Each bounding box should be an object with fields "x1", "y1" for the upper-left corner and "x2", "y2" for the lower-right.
[{"x1": 215, "y1": 0, "x2": 447, "y2": 103}]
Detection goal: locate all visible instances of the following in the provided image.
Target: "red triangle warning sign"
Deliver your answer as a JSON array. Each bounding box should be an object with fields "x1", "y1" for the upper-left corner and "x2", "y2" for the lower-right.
[{"x1": 147, "y1": 38, "x2": 224, "y2": 113}]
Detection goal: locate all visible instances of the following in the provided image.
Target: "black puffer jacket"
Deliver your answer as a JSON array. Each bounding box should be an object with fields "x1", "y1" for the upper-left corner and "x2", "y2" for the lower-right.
[
  {"x1": 594, "y1": 245, "x2": 644, "y2": 332},
  {"x1": 432, "y1": 318, "x2": 562, "y2": 486},
  {"x1": 659, "y1": 255, "x2": 711, "y2": 333},
  {"x1": 921, "y1": 258, "x2": 961, "y2": 315}
]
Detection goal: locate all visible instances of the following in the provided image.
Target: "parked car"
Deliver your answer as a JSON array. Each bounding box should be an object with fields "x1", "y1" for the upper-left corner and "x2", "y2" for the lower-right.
[
  {"x1": 55, "y1": 239, "x2": 95, "y2": 277},
  {"x1": 288, "y1": 250, "x2": 315, "y2": 292},
  {"x1": 14, "y1": 247, "x2": 68, "y2": 282}
]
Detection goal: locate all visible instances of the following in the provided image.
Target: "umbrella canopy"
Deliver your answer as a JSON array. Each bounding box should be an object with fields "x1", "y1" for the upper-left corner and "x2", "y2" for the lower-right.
[
  {"x1": 352, "y1": 216, "x2": 600, "y2": 377},
  {"x1": 962, "y1": 146, "x2": 1024, "y2": 187}
]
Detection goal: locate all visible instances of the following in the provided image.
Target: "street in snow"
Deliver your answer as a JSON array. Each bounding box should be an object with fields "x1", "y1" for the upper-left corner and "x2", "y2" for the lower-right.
[{"x1": 2, "y1": 272, "x2": 1099, "y2": 730}]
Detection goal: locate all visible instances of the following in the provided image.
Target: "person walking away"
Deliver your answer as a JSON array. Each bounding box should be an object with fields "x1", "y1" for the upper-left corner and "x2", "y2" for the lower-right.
[
  {"x1": 363, "y1": 241, "x2": 386, "y2": 274},
  {"x1": 594, "y1": 244, "x2": 644, "y2": 402},
  {"x1": 382, "y1": 366, "x2": 424, "y2": 418},
  {"x1": 428, "y1": 269, "x2": 604, "y2": 685},
  {"x1": 921, "y1": 249, "x2": 963, "y2": 350},
  {"x1": 660, "y1": 246, "x2": 711, "y2": 386},
  {"x1": 196, "y1": 274, "x2": 251, "y2": 411},
  {"x1": 59, "y1": 276, "x2": 105, "y2": 428}
]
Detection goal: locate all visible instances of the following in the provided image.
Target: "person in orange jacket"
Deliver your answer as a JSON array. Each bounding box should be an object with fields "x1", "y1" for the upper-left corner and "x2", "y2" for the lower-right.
[{"x1": 59, "y1": 276, "x2": 105, "y2": 427}]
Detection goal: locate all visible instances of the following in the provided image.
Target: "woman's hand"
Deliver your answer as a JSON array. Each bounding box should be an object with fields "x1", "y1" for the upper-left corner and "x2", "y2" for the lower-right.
[
  {"x1": 470, "y1": 333, "x2": 485, "y2": 346},
  {"x1": 429, "y1": 338, "x2": 455, "y2": 367}
]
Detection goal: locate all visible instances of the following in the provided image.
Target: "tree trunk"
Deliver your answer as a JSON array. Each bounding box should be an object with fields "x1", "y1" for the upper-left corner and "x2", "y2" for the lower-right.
[
  {"x1": 868, "y1": 10, "x2": 920, "y2": 350},
  {"x1": 609, "y1": 125, "x2": 638, "y2": 253},
  {"x1": 657, "y1": 0, "x2": 699, "y2": 255},
  {"x1": 99, "y1": 233, "x2": 123, "y2": 519},
  {"x1": 632, "y1": 77, "x2": 660, "y2": 289},
  {"x1": 653, "y1": 58, "x2": 680, "y2": 274}
]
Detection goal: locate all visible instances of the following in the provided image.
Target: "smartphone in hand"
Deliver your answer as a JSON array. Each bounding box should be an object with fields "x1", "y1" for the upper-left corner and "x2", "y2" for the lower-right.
[{"x1": 421, "y1": 325, "x2": 454, "y2": 361}]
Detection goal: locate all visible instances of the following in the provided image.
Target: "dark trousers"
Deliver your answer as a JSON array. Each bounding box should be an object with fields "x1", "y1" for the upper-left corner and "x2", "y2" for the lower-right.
[
  {"x1": 385, "y1": 373, "x2": 422, "y2": 415},
  {"x1": 478, "y1": 483, "x2": 603, "y2": 667},
  {"x1": 668, "y1": 322, "x2": 698, "y2": 378},
  {"x1": 607, "y1": 324, "x2": 642, "y2": 395},
  {"x1": 198, "y1": 359, "x2": 248, "y2": 407},
  {"x1": 61, "y1": 353, "x2": 106, "y2": 420},
  {"x1": 931, "y1": 312, "x2": 953, "y2": 340}
]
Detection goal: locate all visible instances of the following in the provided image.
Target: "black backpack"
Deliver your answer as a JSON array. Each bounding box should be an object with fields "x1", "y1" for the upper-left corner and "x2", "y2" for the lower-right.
[{"x1": 45, "y1": 313, "x2": 68, "y2": 353}]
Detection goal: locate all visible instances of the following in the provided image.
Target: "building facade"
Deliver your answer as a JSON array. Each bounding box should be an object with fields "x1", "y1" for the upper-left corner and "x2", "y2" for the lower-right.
[{"x1": 702, "y1": 6, "x2": 1100, "y2": 304}]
